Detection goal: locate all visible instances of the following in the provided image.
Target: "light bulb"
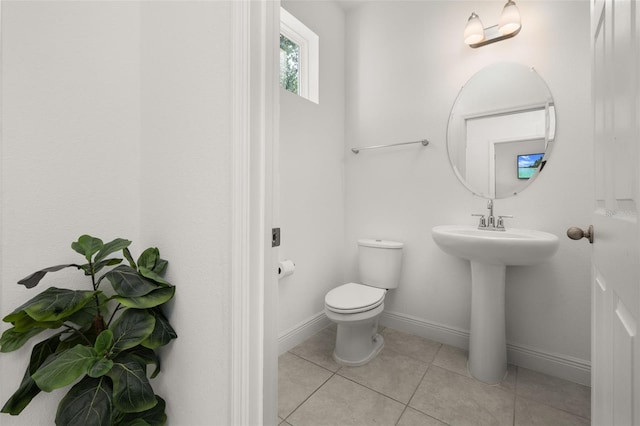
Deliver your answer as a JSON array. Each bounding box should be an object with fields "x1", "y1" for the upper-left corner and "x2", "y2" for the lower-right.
[
  {"x1": 464, "y1": 13, "x2": 485, "y2": 45},
  {"x1": 498, "y1": 0, "x2": 521, "y2": 35}
]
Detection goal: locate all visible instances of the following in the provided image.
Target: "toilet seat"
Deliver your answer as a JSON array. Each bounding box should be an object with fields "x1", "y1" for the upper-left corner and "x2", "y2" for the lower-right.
[{"x1": 325, "y1": 282, "x2": 386, "y2": 314}]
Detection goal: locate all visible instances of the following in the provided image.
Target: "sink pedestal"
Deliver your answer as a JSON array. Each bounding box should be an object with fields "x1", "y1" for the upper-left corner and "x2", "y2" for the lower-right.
[
  {"x1": 469, "y1": 261, "x2": 507, "y2": 384},
  {"x1": 431, "y1": 225, "x2": 560, "y2": 385}
]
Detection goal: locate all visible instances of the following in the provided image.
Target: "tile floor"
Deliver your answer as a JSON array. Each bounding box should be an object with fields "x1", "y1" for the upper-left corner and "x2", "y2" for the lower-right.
[{"x1": 278, "y1": 326, "x2": 591, "y2": 426}]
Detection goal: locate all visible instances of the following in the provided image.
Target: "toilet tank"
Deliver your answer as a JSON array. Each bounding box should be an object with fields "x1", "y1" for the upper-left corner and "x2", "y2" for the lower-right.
[{"x1": 357, "y1": 239, "x2": 404, "y2": 289}]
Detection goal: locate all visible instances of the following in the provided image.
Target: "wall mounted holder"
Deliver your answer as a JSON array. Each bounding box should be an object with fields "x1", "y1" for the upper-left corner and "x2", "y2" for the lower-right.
[{"x1": 351, "y1": 139, "x2": 429, "y2": 154}]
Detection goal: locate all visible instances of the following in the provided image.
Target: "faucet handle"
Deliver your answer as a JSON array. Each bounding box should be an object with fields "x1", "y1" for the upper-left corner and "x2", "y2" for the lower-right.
[
  {"x1": 471, "y1": 214, "x2": 487, "y2": 228},
  {"x1": 496, "y1": 215, "x2": 513, "y2": 230}
]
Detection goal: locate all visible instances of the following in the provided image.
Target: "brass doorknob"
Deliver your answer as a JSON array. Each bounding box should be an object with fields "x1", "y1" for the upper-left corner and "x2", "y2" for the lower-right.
[{"x1": 567, "y1": 225, "x2": 594, "y2": 244}]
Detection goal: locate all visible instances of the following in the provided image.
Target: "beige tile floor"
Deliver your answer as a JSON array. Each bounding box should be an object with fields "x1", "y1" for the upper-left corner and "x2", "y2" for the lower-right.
[{"x1": 278, "y1": 326, "x2": 590, "y2": 426}]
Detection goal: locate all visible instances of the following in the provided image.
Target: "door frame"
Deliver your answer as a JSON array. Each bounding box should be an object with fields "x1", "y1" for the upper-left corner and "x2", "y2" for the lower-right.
[{"x1": 231, "y1": 1, "x2": 279, "y2": 425}]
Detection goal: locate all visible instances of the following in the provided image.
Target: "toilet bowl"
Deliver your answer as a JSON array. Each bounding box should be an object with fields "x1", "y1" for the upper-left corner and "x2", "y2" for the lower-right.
[
  {"x1": 324, "y1": 239, "x2": 403, "y2": 366},
  {"x1": 325, "y1": 283, "x2": 387, "y2": 366}
]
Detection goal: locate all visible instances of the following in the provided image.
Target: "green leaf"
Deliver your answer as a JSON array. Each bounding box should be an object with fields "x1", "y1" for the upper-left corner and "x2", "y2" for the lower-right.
[
  {"x1": 138, "y1": 248, "x2": 169, "y2": 276},
  {"x1": 123, "y1": 248, "x2": 137, "y2": 269},
  {"x1": 118, "y1": 420, "x2": 150, "y2": 426},
  {"x1": 105, "y1": 266, "x2": 159, "y2": 298},
  {"x1": 94, "y1": 238, "x2": 131, "y2": 264},
  {"x1": 12, "y1": 314, "x2": 63, "y2": 332},
  {"x1": 137, "y1": 248, "x2": 159, "y2": 271},
  {"x1": 138, "y1": 266, "x2": 171, "y2": 286},
  {"x1": 55, "y1": 376, "x2": 113, "y2": 426},
  {"x1": 114, "y1": 286, "x2": 175, "y2": 310},
  {"x1": 72, "y1": 235, "x2": 104, "y2": 262},
  {"x1": 56, "y1": 332, "x2": 91, "y2": 353},
  {"x1": 65, "y1": 293, "x2": 109, "y2": 328},
  {"x1": 125, "y1": 347, "x2": 161, "y2": 378},
  {"x1": 2, "y1": 364, "x2": 40, "y2": 414},
  {"x1": 81, "y1": 258, "x2": 123, "y2": 277},
  {"x1": 3, "y1": 287, "x2": 97, "y2": 323},
  {"x1": 94, "y1": 330, "x2": 113, "y2": 355},
  {"x1": 0, "y1": 327, "x2": 45, "y2": 353},
  {"x1": 108, "y1": 353, "x2": 157, "y2": 413},
  {"x1": 110, "y1": 309, "x2": 155, "y2": 354},
  {"x1": 17, "y1": 264, "x2": 81, "y2": 289},
  {"x1": 1, "y1": 335, "x2": 60, "y2": 414},
  {"x1": 32, "y1": 345, "x2": 98, "y2": 392},
  {"x1": 118, "y1": 395, "x2": 167, "y2": 426},
  {"x1": 88, "y1": 358, "x2": 114, "y2": 378},
  {"x1": 141, "y1": 309, "x2": 177, "y2": 349},
  {"x1": 152, "y1": 258, "x2": 168, "y2": 276}
]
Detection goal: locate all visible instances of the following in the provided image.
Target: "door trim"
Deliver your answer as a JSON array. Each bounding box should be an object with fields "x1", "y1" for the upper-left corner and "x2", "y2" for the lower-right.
[{"x1": 231, "y1": 1, "x2": 279, "y2": 424}]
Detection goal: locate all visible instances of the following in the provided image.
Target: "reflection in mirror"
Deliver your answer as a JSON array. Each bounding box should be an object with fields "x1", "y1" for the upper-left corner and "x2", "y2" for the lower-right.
[{"x1": 447, "y1": 62, "x2": 556, "y2": 199}]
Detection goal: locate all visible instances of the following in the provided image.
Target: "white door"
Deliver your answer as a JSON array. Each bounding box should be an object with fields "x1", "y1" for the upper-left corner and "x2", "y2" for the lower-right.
[{"x1": 590, "y1": 0, "x2": 640, "y2": 424}]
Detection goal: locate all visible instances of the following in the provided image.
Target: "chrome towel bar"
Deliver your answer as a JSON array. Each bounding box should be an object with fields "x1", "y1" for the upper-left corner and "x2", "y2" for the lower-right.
[{"x1": 351, "y1": 139, "x2": 429, "y2": 154}]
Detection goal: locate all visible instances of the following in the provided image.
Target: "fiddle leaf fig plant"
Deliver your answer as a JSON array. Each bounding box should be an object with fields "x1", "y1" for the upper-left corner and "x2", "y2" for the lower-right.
[{"x1": 0, "y1": 235, "x2": 177, "y2": 426}]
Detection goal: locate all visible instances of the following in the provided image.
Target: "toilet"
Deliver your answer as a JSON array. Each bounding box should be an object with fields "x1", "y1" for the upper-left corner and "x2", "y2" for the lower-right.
[{"x1": 324, "y1": 239, "x2": 403, "y2": 366}]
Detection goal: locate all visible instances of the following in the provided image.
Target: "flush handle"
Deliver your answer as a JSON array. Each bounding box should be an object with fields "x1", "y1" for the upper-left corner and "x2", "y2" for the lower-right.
[{"x1": 567, "y1": 225, "x2": 594, "y2": 244}]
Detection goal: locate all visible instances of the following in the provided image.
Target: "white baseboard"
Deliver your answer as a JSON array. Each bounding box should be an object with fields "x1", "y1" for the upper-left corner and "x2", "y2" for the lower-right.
[
  {"x1": 506, "y1": 341, "x2": 591, "y2": 386},
  {"x1": 277, "y1": 309, "x2": 591, "y2": 386},
  {"x1": 381, "y1": 310, "x2": 471, "y2": 349},
  {"x1": 278, "y1": 311, "x2": 331, "y2": 355},
  {"x1": 380, "y1": 310, "x2": 591, "y2": 386}
]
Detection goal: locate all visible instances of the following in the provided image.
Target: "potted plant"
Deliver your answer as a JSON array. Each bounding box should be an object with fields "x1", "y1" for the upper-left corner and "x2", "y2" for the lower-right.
[{"x1": 0, "y1": 235, "x2": 177, "y2": 425}]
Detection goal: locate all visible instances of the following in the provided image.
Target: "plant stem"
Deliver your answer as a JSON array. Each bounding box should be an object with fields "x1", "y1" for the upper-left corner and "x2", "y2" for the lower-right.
[
  {"x1": 88, "y1": 260, "x2": 107, "y2": 336},
  {"x1": 89, "y1": 260, "x2": 102, "y2": 317},
  {"x1": 62, "y1": 324, "x2": 92, "y2": 345},
  {"x1": 106, "y1": 304, "x2": 123, "y2": 327}
]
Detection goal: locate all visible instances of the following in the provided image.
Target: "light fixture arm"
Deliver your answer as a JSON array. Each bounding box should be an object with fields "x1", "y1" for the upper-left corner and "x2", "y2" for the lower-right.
[{"x1": 468, "y1": 24, "x2": 521, "y2": 48}]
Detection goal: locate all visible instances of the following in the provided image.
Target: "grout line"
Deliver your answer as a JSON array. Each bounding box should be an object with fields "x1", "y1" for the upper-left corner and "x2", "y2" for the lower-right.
[
  {"x1": 282, "y1": 326, "x2": 590, "y2": 425},
  {"x1": 406, "y1": 361, "x2": 431, "y2": 407},
  {"x1": 515, "y1": 394, "x2": 592, "y2": 422},
  {"x1": 404, "y1": 364, "x2": 454, "y2": 426},
  {"x1": 335, "y1": 374, "x2": 410, "y2": 406},
  {"x1": 513, "y1": 366, "x2": 591, "y2": 421},
  {"x1": 286, "y1": 350, "x2": 342, "y2": 375},
  {"x1": 394, "y1": 363, "x2": 434, "y2": 425},
  {"x1": 394, "y1": 406, "x2": 409, "y2": 426},
  {"x1": 282, "y1": 369, "x2": 337, "y2": 423}
]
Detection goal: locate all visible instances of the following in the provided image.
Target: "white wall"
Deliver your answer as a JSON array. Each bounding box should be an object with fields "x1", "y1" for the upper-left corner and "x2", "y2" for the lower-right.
[
  {"x1": 140, "y1": 2, "x2": 233, "y2": 423},
  {"x1": 1, "y1": 1, "x2": 235, "y2": 425},
  {"x1": 0, "y1": 2, "x2": 142, "y2": 424},
  {"x1": 278, "y1": 1, "x2": 346, "y2": 348},
  {"x1": 344, "y1": 1, "x2": 592, "y2": 383}
]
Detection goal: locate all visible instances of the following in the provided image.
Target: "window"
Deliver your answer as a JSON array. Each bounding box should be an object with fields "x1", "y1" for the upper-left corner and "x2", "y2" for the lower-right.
[
  {"x1": 280, "y1": 8, "x2": 319, "y2": 104},
  {"x1": 280, "y1": 34, "x2": 300, "y2": 95}
]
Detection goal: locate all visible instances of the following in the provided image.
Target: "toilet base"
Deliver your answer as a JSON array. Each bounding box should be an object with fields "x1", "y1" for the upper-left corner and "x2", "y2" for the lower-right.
[
  {"x1": 333, "y1": 332, "x2": 384, "y2": 366},
  {"x1": 325, "y1": 304, "x2": 384, "y2": 366}
]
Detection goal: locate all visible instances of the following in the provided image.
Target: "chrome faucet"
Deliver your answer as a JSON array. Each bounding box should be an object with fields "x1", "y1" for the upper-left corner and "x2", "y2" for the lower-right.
[
  {"x1": 472, "y1": 199, "x2": 512, "y2": 231},
  {"x1": 487, "y1": 199, "x2": 495, "y2": 229}
]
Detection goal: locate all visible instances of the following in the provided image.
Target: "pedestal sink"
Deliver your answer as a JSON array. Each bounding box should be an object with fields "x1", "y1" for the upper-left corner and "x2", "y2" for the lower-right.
[{"x1": 431, "y1": 225, "x2": 559, "y2": 384}]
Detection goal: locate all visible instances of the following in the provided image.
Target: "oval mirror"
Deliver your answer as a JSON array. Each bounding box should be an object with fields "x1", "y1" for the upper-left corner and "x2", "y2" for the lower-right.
[{"x1": 447, "y1": 62, "x2": 556, "y2": 199}]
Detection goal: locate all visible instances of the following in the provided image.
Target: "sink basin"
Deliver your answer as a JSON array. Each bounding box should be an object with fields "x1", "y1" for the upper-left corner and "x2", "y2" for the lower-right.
[
  {"x1": 431, "y1": 225, "x2": 559, "y2": 266},
  {"x1": 431, "y1": 224, "x2": 559, "y2": 384}
]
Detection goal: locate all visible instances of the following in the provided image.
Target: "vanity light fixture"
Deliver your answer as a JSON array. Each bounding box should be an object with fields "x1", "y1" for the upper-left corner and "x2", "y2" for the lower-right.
[{"x1": 464, "y1": 0, "x2": 521, "y2": 48}]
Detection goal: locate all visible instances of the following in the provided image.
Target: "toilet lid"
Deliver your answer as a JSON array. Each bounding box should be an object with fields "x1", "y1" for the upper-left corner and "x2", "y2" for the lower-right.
[{"x1": 325, "y1": 283, "x2": 386, "y2": 314}]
